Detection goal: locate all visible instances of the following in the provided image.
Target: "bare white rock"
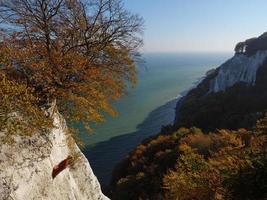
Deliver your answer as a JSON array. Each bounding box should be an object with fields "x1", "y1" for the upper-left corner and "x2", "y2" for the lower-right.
[
  {"x1": 0, "y1": 105, "x2": 109, "y2": 200},
  {"x1": 209, "y1": 50, "x2": 267, "y2": 93}
]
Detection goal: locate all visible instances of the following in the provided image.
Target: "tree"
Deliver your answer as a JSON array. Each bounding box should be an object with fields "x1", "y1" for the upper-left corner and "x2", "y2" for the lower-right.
[{"x1": 0, "y1": 0, "x2": 143, "y2": 135}]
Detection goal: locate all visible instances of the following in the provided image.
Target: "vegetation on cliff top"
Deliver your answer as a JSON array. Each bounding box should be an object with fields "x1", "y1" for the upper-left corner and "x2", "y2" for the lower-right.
[
  {"x1": 0, "y1": 0, "x2": 143, "y2": 141},
  {"x1": 0, "y1": 76, "x2": 53, "y2": 143},
  {"x1": 235, "y1": 32, "x2": 267, "y2": 56}
]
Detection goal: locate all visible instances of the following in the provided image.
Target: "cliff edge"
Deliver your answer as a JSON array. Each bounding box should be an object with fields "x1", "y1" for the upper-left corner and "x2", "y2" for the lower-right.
[
  {"x1": 175, "y1": 32, "x2": 267, "y2": 131},
  {"x1": 0, "y1": 103, "x2": 109, "y2": 200}
]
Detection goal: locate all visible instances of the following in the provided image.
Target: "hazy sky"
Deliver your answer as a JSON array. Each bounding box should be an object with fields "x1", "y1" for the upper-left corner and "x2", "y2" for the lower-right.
[{"x1": 125, "y1": 0, "x2": 267, "y2": 53}]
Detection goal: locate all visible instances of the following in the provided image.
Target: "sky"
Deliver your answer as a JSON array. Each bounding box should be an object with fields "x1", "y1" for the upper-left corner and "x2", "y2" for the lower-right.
[{"x1": 125, "y1": 0, "x2": 267, "y2": 53}]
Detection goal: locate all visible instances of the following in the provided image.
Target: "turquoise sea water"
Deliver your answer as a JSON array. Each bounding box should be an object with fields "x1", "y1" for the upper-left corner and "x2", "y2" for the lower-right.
[{"x1": 82, "y1": 52, "x2": 232, "y2": 186}]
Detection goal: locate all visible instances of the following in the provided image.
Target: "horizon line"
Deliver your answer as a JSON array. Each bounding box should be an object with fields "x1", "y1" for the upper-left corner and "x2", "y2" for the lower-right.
[{"x1": 141, "y1": 50, "x2": 234, "y2": 54}]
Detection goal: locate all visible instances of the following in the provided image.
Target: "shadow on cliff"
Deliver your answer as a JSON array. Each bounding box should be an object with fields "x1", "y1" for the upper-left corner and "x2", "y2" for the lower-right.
[{"x1": 82, "y1": 99, "x2": 178, "y2": 188}]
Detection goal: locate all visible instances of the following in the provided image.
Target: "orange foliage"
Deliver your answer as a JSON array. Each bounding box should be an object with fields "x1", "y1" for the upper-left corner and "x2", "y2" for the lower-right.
[{"x1": 0, "y1": 0, "x2": 143, "y2": 135}]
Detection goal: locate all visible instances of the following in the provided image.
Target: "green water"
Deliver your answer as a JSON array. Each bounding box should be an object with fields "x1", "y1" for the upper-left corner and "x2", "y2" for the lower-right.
[{"x1": 82, "y1": 52, "x2": 232, "y2": 186}]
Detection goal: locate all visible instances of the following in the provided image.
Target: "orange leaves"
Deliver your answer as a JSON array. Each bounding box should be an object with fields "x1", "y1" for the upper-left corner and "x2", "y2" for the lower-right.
[
  {"x1": 0, "y1": 0, "x2": 143, "y2": 141},
  {"x1": 0, "y1": 34, "x2": 136, "y2": 135}
]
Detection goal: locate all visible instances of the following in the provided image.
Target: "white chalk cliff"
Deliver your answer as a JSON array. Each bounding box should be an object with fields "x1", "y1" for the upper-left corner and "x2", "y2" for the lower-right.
[
  {"x1": 0, "y1": 104, "x2": 109, "y2": 200},
  {"x1": 209, "y1": 50, "x2": 267, "y2": 93}
]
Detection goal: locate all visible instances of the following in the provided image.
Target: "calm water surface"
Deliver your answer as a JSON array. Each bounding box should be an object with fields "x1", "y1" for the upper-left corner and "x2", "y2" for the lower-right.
[{"x1": 80, "y1": 52, "x2": 232, "y2": 186}]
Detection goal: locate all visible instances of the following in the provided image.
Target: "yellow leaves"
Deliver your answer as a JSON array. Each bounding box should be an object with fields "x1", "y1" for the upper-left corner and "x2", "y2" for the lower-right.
[
  {"x1": 162, "y1": 127, "x2": 267, "y2": 200},
  {"x1": 112, "y1": 117, "x2": 267, "y2": 199},
  {"x1": 0, "y1": 75, "x2": 53, "y2": 143},
  {"x1": 136, "y1": 172, "x2": 145, "y2": 180},
  {"x1": 178, "y1": 143, "x2": 192, "y2": 153}
]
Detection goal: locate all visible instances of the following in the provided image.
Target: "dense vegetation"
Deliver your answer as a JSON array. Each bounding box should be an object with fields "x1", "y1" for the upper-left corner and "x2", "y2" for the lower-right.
[
  {"x1": 111, "y1": 116, "x2": 267, "y2": 200},
  {"x1": 0, "y1": 0, "x2": 143, "y2": 140},
  {"x1": 0, "y1": 76, "x2": 53, "y2": 143},
  {"x1": 235, "y1": 32, "x2": 267, "y2": 56}
]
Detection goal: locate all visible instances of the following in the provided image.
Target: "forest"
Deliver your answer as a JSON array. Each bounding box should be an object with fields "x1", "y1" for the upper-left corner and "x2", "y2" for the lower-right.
[{"x1": 111, "y1": 116, "x2": 267, "y2": 200}]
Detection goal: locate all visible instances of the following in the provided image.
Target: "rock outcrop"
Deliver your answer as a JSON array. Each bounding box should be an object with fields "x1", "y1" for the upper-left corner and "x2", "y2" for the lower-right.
[
  {"x1": 0, "y1": 104, "x2": 109, "y2": 200},
  {"x1": 175, "y1": 32, "x2": 267, "y2": 131},
  {"x1": 209, "y1": 50, "x2": 267, "y2": 93}
]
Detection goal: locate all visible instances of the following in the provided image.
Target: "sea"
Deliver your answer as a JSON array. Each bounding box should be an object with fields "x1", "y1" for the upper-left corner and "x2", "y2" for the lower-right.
[{"x1": 80, "y1": 52, "x2": 232, "y2": 187}]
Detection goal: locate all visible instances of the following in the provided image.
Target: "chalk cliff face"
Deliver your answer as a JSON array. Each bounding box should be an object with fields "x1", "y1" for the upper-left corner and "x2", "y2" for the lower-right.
[
  {"x1": 0, "y1": 105, "x2": 109, "y2": 200},
  {"x1": 175, "y1": 32, "x2": 267, "y2": 131},
  {"x1": 209, "y1": 50, "x2": 267, "y2": 93}
]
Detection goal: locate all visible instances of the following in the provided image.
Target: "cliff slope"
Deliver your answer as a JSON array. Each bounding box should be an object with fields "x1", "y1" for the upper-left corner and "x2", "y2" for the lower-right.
[
  {"x1": 175, "y1": 32, "x2": 267, "y2": 131},
  {"x1": 0, "y1": 104, "x2": 109, "y2": 200}
]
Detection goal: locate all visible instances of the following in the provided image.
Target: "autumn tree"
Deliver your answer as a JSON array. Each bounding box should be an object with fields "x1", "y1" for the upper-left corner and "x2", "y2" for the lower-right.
[{"x1": 0, "y1": 0, "x2": 143, "y2": 135}]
